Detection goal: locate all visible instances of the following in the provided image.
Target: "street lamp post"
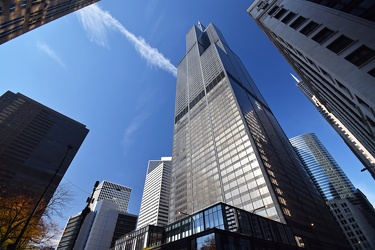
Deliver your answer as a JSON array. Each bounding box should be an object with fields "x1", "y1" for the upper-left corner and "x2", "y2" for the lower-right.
[
  {"x1": 8, "y1": 144, "x2": 73, "y2": 250},
  {"x1": 179, "y1": 211, "x2": 195, "y2": 235},
  {"x1": 251, "y1": 204, "x2": 268, "y2": 214}
]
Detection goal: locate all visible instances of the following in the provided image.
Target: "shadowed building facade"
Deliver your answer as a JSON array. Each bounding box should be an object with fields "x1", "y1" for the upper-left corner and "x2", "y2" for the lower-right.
[
  {"x1": 0, "y1": 0, "x2": 99, "y2": 45},
  {"x1": 247, "y1": 0, "x2": 375, "y2": 179},
  {"x1": 169, "y1": 22, "x2": 349, "y2": 249},
  {"x1": 0, "y1": 91, "x2": 88, "y2": 247},
  {"x1": 0, "y1": 90, "x2": 88, "y2": 206}
]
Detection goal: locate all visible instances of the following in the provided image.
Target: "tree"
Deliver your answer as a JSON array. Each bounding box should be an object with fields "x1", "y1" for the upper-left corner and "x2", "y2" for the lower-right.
[{"x1": 0, "y1": 184, "x2": 72, "y2": 250}]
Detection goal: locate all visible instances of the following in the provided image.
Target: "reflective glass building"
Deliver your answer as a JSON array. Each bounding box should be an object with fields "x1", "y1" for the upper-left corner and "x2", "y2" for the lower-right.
[
  {"x1": 290, "y1": 133, "x2": 356, "y2": 200},
  {"x1": 290, "y1": 133, "x2": 375, "y2": 249},
  {"x1": 0, "y1": 0, "x2": 99, "y2": 45},
  {"x1": 114, "y1": 202, "x2": 302, "y2": 250},
  {"x1": 169, "y1": 23, "x2": 348, "y2": 249}
]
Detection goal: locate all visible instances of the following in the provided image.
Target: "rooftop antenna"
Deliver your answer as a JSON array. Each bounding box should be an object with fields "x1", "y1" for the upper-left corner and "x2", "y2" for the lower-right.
[{"x1": 290, "y1": 73, "x2": 300, "y2": 83}]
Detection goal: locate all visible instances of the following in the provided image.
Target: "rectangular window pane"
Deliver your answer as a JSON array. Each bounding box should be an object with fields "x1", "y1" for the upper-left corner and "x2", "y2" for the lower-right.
[
  {"x1": 312, "y1": 27, "x2": 334, "y2": 44},
  {"x1": 268, "y1": 6, "x2": 279, "y2": 15},
  {"x1": 300, "y1": 21, "x2": 319, "y2": 36},
  {"x1": 290, "y1": 16, "x2": 307, "y2": 29},
  {"x1": 274, "y1": 8, "x2": 287, "y2": 19},
  {"x1": 345, "y1": 45, "x2": 375, "y2": 67},
  {"x1": 281, "y1": 12, "x2": 296, "y2": 24},
  {"x1": 326, "y1": 35, "x2": 354, "y2": 54}
]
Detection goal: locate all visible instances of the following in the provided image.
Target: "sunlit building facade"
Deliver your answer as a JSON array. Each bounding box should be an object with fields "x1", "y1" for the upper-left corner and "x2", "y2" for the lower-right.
[
  {"x1": 290, "y1": 133, "x2": 375, "y2": 249},
  {"x1": 169, "y1": 22, "x2": 349, "y2": 249},
  {"x1": 90, "y1": 180, "x2": 132, "y2": 213},
  {"x1": 113, "y1": 203, "x2": 302, "y2": 250},
  {"x1": 137, "y1": 157, "x2": 172, "y2": 229},
  {"x1": 294, "y1": 79, "x2": 375, "y2": 178},
  {"x1": 58, "y1": 181, "x2": 136, "y2": 250},
  {"x1": 247, "y1": 0, "x2": 375, "y2": 179},
  {"x1": 0, "y1": 0, "x2": 99, "y2": 44}
]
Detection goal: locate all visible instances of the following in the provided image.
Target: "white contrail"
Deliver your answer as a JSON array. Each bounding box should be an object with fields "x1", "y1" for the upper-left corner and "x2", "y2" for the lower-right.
[
  {"x1": 36, "y1": 41, "x2": 67, "y2": 69},
  {"x1": 77, "y1": 4, "x2": 177, "y2": 77}
]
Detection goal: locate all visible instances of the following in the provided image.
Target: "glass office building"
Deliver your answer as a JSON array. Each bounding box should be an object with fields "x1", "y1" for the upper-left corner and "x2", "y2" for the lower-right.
[
  {"x1": 290, "y1": 133, "x2": 375, "y2": 249},
  {"x1": 169, "y1": 23, "x2": 348, "y2": 249},
  {"x1": 113, "y1": 202, "x2": 302, "y2": 250},
  {"x1": 290, "y1": 133, "x2": 356, "y2": 200},
  {"x1": 248, "y1": 0, "x2": 375, "y2": 179},
  {"x1": 0, "y1": 0, "x2": 99, "y2": 44}
]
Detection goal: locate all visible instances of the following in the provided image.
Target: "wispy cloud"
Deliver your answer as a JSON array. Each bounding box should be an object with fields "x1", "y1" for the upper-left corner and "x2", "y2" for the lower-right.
[
  {"x1": 122, "y1": 91, "x2": 155, "y2": 150},
  {"x1": 122, "y1": 111, "x2": 150, "y2": 149},
  {"x1": 77, "y1": 4, "x2": 177, "y2": 77},
  {"x1": 36, "y1": 41, "x2": 66, "y2": 69}
]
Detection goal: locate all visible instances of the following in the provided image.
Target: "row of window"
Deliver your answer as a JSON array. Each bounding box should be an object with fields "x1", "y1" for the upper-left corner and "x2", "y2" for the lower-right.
[
  {"x1": 269, "y1": 5, "x2": 375, "y2": 77},
  {"x1": 175, "y1": 71, "x2": 225, "y2": 124}
]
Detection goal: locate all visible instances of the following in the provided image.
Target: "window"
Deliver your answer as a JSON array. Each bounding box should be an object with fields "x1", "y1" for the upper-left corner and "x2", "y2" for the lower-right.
[
  {"x1": 22, "y1": 0, "x2": 27, "y2": 9},
  {"x1": 345, "y1": 45, "x2": 375, "y2": 67},
  {"x1": 281, "y1": 12, "x2": 296, "y2": 24},
  {"x1": 312, "y1": 27, "x2": 334, "y2": 44},
  {"x1": 300, "y1": 21, "x2": 319, "y2": 36},
  {"x1": 32, "y1": 0, "x2": 43, "y2": 5},
  {"x1": 274, "y1": 8, "x2": 287, "y2": 19},
  {"x1": 290, "y1": 16, "x2": 307, "y2": 29},
  {"x1": 10, "y1": 4, "x2": 16, "y2": 12},
  {"x1": 368, "y1": 67, "x2": 375, "y2": 78},
  {"x1": 326, "y1": 35, "x2": 354, "y2": 54},
  {"x1": 268, "y1": 6, "x2": 279, "y2": 15}
]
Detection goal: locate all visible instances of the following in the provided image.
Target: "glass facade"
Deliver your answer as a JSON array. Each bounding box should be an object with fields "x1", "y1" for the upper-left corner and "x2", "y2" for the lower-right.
[
  {"x1": 114, "y1": 203, "x2": 300, "y2": 250},
  {"x1": 290, "y1": 133, "x2": 375, "y2": 249},
  {"x1": 290, "y1": 133, "x2": 356, "y2": 200},
  {"x1": 170, "y1": 23, "x2": 349, "y2": 249}
]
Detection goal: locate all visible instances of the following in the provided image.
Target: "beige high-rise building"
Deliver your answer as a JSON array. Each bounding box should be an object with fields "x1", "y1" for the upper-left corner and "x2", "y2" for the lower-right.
[{"x1": 0, "y1": 0, "x2": 99, "y2": 44}]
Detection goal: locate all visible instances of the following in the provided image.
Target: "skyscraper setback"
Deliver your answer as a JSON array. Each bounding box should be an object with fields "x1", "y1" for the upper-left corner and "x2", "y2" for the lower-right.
[
  {"x1": 247, "y1": 0, "x2": 375, "y2": 179},
  {"x1": 0, "y1": 0, "x2": 99, "y2": 45},
  {"x1": 169, "y1": 22, "x2": 348, "y2": 249}
]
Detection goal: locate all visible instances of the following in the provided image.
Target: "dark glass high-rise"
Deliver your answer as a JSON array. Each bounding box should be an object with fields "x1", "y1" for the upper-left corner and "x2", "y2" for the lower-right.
[{"x1": 169, "y1": 23, "x2": 349, "y2": 249}]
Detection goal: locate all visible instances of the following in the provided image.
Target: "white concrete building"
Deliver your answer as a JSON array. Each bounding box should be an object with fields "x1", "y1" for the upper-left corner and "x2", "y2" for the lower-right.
[
  {"x1": 137, "y1": 157, "x2": 172, "y2": 229},
  {"x1": 248, "y1": 0, "x2": 375, "y2": 179},
  {"x1": 91, "y1": 180, "x2": 132, "y2": 213}
]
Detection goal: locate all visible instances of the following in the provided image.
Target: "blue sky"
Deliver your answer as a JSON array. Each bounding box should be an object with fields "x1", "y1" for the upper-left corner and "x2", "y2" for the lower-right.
[{"x1": 0, "y1": 0, "x2": 374, "y2": 236}]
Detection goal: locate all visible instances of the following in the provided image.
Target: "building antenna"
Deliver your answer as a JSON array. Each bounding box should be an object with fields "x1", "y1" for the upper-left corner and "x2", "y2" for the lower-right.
[{"x1": 290, "y1": 73, "x2": 300, "y2": 83}]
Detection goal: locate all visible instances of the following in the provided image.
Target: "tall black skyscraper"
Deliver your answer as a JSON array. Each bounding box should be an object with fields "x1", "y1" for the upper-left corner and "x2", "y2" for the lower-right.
[
  {"x1": 0, "y1": 90, "x2": 88, "y2": 214},
  {"x1": 169, "y1": 23, "x2": 349, "y2": 249}
]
